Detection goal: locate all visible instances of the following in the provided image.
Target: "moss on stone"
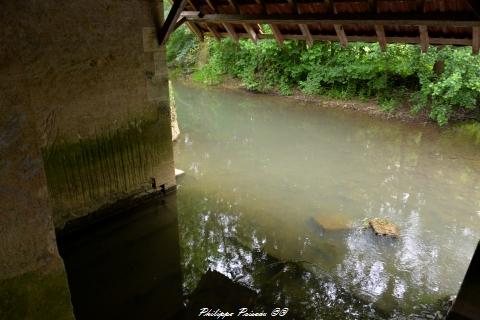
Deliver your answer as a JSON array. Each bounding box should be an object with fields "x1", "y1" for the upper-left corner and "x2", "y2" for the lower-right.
[
  {"x1": 0, "y1": 270, "x2": 74, "y2": 320},
  {"x1": 42, "y1": 118, "x2": 174, "y2": 228}
]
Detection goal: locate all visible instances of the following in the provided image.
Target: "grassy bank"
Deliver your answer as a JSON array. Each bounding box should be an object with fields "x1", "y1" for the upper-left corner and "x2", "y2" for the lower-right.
[{"x1": 167, "y1": 25, "x2": 480, "y2": 126}]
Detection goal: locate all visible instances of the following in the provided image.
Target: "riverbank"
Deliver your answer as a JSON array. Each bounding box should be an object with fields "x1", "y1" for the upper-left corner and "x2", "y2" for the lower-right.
[
  {"x1": 175, "y1": 74, "x2": 434, "y2": 124},
  {"x1": 212, "y1": 76, "x2": 432, "y2": 124}
]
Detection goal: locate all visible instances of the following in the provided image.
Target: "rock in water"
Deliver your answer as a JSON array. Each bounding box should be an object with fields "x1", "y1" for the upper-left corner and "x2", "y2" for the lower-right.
[
  {"x1": 311, "y1": 215, "x2": 352, "y2": 231},
  {"x1": 368, "y1": 218, "x2": 399, "y2": 237}
]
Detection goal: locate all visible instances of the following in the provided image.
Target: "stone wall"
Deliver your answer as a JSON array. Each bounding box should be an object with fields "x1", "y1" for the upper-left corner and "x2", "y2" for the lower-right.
[
  {"x1": 1, "y1": 0, "x2": 175, "y2": 228},
  {"x1": 0, "y1": 0, "x2": 174, "y2": 318}
]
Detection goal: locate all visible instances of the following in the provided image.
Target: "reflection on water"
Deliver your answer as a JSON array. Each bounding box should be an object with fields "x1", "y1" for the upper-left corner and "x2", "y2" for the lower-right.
[{"x1": 173, "y1": 80, "x2": 480, "y2": 316}]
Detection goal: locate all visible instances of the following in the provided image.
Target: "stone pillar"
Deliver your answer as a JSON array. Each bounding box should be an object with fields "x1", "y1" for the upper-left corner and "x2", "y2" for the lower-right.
[{"x1": 0, "y1": 85, "x2": 74, "y2": 319}]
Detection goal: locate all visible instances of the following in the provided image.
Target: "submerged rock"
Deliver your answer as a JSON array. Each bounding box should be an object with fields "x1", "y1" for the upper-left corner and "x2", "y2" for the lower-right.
[
  {"x1": 368, "y1": 218, "x2": 399, "y2": 237},
  {"x1": 311, "y1": 214, "x2": 352, "y2": 231}
]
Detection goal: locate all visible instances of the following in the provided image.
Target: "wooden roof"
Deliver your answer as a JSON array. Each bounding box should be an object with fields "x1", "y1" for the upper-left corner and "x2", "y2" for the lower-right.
[{"x1": 161, "y1": 0, "x2": 480, "y2": 53}]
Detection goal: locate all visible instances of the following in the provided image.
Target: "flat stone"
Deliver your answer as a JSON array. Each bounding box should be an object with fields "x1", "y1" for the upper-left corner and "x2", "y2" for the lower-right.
[
  {"x1": 368, "y1": 218, "x2": 399, "y2": 237},
  {"x1": 312, "y1": 214, "x2": 352, "y2": 231}
]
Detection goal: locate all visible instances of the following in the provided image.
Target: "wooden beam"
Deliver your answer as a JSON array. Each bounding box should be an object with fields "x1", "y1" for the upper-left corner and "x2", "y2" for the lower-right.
[
  {"x1": 228, "y1": 0, "x2": 240, "y2": 13},
  {"x1": 419, "y1": 25, "x2": 429, "y2": 52},
  {"x1": 224, "y1": 23, "x2": 239, "y2": 42},
  {"x1": 216, "y1": 32, "x2": 473, "y2": 46},
  {"x1": 299, "y1": 24, "x2": 313, "y2": 48},
  {"x1": 334, "y1": 24, "x2": 348, "y2": 47},
  {"x1": 157, "y1": 0, "x2": 189, "y2": 45},
  {"x1": 375, "y1": 24, "x2": 387, "y2": 51},
  {"x1": 186, "y1": 13, "x2": 480, "y2": 27},
  {"x1": 473, "y1": 26, "x2": 480, "y2": 55},
  {"x1": 205, "y1": 0, "x2": 217, "y2": 13},
  {"x1": 243, "y1": 23, "x2": 258, "y2": 43},
  {"x1": 467, "y1": 0, "x2": 480, "y2": 18},
  {"x1": 270, "y1": 24, "x2": 284, "y2": 45},
  {"x1": 174, "y1": 17, "x2": 187, "y2": 31},
  {"x1": 206, "y1": 24, "x2": 222, "y2": 41}
]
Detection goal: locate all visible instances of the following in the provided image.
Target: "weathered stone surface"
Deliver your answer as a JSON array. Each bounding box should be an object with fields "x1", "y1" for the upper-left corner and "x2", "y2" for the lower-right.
[
  {"x1": 1, "y1": 0, "x2": 175, "y2": 228},
  {"x1": 368, "y1": 218, "x2": 400, "y2": 237},
  {"x1": 1, "y1": 0, "x2": 172, "y2": 317},
  {"x1": 0, "y1": 93, "x2": 74, "y2": 318},
  {"x1": 0, "y1": 268, "x2": 73, "y2": 320}
]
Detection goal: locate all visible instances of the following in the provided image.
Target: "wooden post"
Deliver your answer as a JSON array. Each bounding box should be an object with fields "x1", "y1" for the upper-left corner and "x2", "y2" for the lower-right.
[
  {"x1": 334, "y1": 24, "x2": 348, "y2": 47},
  {"x1": 375, "y1": 25, "x2": 387, "y2": 51},
  {"x1": 473, "y1": 26, "x2": 479, "y2": 55},
  {"x1": 419, "y1": 25, "x2": 429, "y2": 52}
]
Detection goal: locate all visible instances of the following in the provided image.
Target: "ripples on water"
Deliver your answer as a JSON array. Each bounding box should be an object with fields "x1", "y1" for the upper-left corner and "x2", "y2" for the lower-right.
[{"x1": 172, "y1": 81, "x2": 480, "y2": 317}]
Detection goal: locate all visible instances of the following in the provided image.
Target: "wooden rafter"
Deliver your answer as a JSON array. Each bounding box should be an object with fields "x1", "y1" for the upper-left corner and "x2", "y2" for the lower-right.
[
  {"x1": 206, "y1": 24, "x2": 222, "y2": 41},
  {"x1": 419, "y1": 25, "x2": 429, "y2": 52},
  {"x1": 216, "y1": 32, "x2": 473, "y2": 46},
  {"x1": 334, "y1": 24, "x2": 348, "y2": 47},
  {"x1": 227, "y1": 0, "x2": 240, "y2": 13},
  {"x1": 158, "y1": 0, "x2": 189, "y2": 45},
  {"x1": 375, "y1": 24, "x2": 387, "y2": 51},
  {"x1": 270, "y1": 24, "x2": 284, "y2": 45},
  {"x1": 467, "y1": 0, "x2": 480, "y2": 18},
  {"x1": 205, "y1": 0, "x2": 217, "y2": 13},
  {"x1": 299, "y1": 24, "x2": 313, "y2": 48},
  {"x1": 473, "y1": 26, "x2": 480, "y2": 55},
  {"x1": 185, "y1": 13, "x2": 480, "y2": 27},
  {"x1": 166, "y1": 0, "x2": 204, "y2": 42},
  {"x1": 243, "y1": 23, "x2": 258, "y2": 43},
  {"x1": 224, "y1": 23, "x2": 239, "y2": 43}
]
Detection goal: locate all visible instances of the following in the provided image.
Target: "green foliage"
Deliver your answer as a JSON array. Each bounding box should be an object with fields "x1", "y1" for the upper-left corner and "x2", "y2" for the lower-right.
[
  {"x1": 167, "y1": 25, "x2": 200, "y2": 74},
  {"x1": 168, "y1": 29, "x2": 480, "y2": 125}
]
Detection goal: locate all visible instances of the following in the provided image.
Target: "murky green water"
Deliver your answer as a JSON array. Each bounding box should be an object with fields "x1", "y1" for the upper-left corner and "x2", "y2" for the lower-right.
[{"x1": 173, "y1": 81, "x2": 480, "y2": 316}]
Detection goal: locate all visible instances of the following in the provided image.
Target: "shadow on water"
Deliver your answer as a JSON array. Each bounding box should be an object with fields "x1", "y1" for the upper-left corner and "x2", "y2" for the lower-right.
[
  {"x1": 57, "y1": 192, "x2": 451, "y2": 319},
  {"x1": 57, "y1": 195, "x2": 183, "y2": 320}
]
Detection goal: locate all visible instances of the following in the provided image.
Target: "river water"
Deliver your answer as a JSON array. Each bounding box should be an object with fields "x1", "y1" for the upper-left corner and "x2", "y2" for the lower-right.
[{"x1": 172, "y1": 81, "x2": 480, "y2": 317}]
